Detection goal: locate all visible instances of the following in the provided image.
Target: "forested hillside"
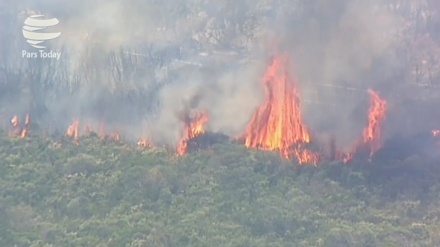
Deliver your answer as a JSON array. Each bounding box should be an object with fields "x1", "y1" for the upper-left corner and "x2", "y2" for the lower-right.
[{"x1": 1, "y1": 132, "x2": 440, "y2": 247}]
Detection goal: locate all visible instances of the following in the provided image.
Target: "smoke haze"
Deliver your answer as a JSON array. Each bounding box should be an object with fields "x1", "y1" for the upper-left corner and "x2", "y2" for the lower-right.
[{"x1": 1, "y1": 0, "x2": 439, "y2": 151}]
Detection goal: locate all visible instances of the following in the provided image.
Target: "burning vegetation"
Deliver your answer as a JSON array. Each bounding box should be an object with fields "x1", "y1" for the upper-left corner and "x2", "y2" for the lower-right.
[
  {"x1": 177, "y1": 112, "x2": 209, "y2": 156},
  {"x1": 344, "y1": 89, "x2": 388, "y2": 163},
  {"x1": 363, "y1": 90, "x2": 388, "y2": 157},
  {"x1": 4, "y1": 51, "x2": 439, "y2": 165},
  {"x1": 137, "y1": 139, "x2": 151, "y2": 148},
  {"x1": 9, "y1": 114, "x2": 30, "y2": 138},
  {"x1": 65, "y1": 120, "x2": 121, "y2": 145},
  {"x1": 66, "y1": 120, "x2": 80, "y2": 145},
  {"x1": 241, "y1": 55, "x2": 319, "y2": 165}
]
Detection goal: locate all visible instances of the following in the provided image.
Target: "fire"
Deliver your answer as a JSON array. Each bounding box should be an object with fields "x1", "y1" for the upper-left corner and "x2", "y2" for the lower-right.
[
  {"x1": 433, "y1": 130, "x2": 440, "y2": 137},
  {"x1": 66, "y1": 120, "x2": 122, "y2": 144},
  {"x1": 10, "y1": 114, "x2": 30, "y2": 138},
  {"x1": 363, "y1": 89, "x2": 387, "y2": 156},
  {"x1": 11, "y1": 116, "x2": 19, "y2": 127},
  {"x1": 177, "y1": 113, "x2": 209, "y2": 156},
  {"x1": 242, "y1": 55, "x2": 319, "y2": 165},
  {"x1": 66, "y1": 120, "x2": 80, "y2": 144},
  {"x1": 10, "y1": 115, "x2": 20, "y2": 136},
  {"x1": 344, "y1": 89, "x2": 387, "y2": 163},
  {"x1": 21, "y1": 114, "x2": 30, "y2": 138},
  {"x1": 137, "y1": 138, "x2": 151, "y2": 147}
]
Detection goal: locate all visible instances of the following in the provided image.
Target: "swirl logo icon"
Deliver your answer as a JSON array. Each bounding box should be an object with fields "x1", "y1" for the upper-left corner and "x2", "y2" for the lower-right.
[{"x1": 22, "y1": 15, "x2": 61, "y2": 49}]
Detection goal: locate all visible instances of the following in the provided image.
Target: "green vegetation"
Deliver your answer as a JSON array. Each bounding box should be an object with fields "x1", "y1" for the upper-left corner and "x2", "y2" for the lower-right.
[{"x1": 1, "y1": 132, "x2": 440, "y2": 247}]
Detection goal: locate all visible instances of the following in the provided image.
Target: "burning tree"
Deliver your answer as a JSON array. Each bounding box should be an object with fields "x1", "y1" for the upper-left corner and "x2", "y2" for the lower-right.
[
  {"x1": 177, "y1": 112, "x2": 209, "y2": 156},
  {"x1": 242, "y1": 54, "x2": 319, "y2": 165}
]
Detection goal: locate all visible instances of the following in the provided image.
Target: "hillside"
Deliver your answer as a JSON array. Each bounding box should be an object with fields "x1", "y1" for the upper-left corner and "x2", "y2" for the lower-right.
[
  {"x1": 2, "y1": 1, "x2": 440, "y2": 246},
  {"x1": 1, "y1": 132, "x2": 440, "y2": 247}
]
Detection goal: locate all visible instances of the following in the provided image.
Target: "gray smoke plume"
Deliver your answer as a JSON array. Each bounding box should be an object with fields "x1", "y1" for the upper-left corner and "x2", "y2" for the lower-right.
[{"x1": 1, "y1": 0, "x2": 439, "y2": 152}]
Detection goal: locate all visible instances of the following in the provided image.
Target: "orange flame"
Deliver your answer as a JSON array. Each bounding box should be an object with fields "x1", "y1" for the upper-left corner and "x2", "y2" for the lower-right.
[
  {"x1": 242, "y1": 55, "x2": 319, "y2": 165},
  {"x1": 20, "y1": 114, "x2": 30, "y2": 138},
  {"x1": 344, "y1": 89, "x2": 387, "y2": 163},
  {"x1": 363, "y1": 89, "x2": 387, "y2": 156},
  {"x1": 342, "y1": 153, "x2": 354, "y2": 164},
  {"x1": 66, "y1": 120, "x2": 80, "y2": 145},
  {"x1": 11, "y1": 115, "x2": 19, "y2": 127},
  {"x1": 10, "y1": 114, "x2": 30, "y2": 138},
  {"x1": 10, "y1": 115, "x2": 20, "y2": 137},
  {"x1": 177, "y1": 113, "x2": 209, "y2": 156},
  {"x1": 137, "y1": 138, "x2": 151, "y2": 147}
]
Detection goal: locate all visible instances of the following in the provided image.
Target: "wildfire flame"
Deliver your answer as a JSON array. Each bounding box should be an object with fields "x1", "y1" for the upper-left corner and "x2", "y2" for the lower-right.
[
  {"x1": 344, "y1": 89, "x2": 387, "y2": 163},
  {"x1": 21, "y1": 114, "x2": 30, "y2": 138},
  {"x1": 66, "y1": 120, "x2": 80, "y2": 145},
  {"x1": 10, "y1": 114, "x2": 30, "y2": 138},
  {"x1": 363, "y1": 89, "x2": 387, "y2": 156},
  {"x1": 433, "y1": 130, "x2": 440, "y2": 137},
  {"x1": 11, "y1": 116, "x2": 19, "y2": 127},
  {"x1": 66, "y1": 120, "x2": 122, "y2": 144},
  {"x1": 10, "y1": 115, "x2": 20, "y2": 136},
  {"x1": 177, "y1": 113, "x2": 209, "y2": 156},
  {"x1": 242, "y1": 55, "x2": 319, "y2": 165},
  {"x1": 137, "y1": 138, "x2": 151, "y2": 147}
]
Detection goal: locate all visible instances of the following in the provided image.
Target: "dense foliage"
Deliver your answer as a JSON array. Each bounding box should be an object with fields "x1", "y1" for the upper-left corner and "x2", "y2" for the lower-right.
[{"x1": 1, "y1": 132, "x2": 440, "y2": 247}]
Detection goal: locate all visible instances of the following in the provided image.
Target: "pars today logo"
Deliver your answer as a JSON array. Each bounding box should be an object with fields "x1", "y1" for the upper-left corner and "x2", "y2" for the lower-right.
[{"x1": 21, "y1": 14, "x2": 62, "y2": 60}]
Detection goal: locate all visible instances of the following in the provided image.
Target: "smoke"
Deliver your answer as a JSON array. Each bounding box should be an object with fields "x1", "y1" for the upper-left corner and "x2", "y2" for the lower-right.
[
  {"x1": 150, "y1": 56, "x2": 266, "y2": 145},
  {"x1": 261, "y1": 0, "x2": 409, "y2": 150},
  {"x1": 1, "y1": 0, "x2": 440, "y2": 151}
]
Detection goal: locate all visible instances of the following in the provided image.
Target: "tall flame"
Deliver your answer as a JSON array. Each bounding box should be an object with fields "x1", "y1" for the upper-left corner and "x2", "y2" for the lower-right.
[
  {"x1": 10, "y1": 115, "x2": 20, "y2": 136},
  {"x1": 21, "y1": 114, "x2": 30, "y2": 138},
  {"x1": 363, "y1": 89, "x2": 387, "y2": 157},
  {"x1": 242, "y1": 55, "x2": 318, "y2": 165},
  {"x1": 66, "y1": 120, "x2": 80, "y2": 145},
  {"x1": 177, "y1": 113, "x2": 209, "y2": 156},
  {"x1": 10, "y1": 114, "x2": 30, "y2": 138},
  {"x1": 344, "y1": 89, "x2": 387, "y2": 163}
]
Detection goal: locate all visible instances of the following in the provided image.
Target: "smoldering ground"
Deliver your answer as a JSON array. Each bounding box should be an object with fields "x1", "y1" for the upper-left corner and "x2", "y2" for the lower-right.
[{"x1": 1, "y1": 0, "x2": 439, "y2": 152}]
